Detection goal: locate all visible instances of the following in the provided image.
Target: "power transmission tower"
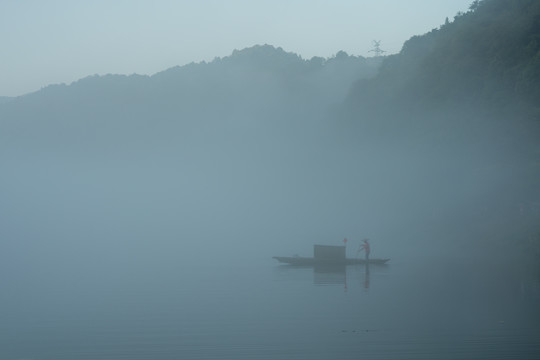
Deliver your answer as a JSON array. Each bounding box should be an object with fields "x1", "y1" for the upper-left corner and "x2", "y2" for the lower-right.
[{"x1": 368, "y1": 40, "x2": 386, "y2": 57}]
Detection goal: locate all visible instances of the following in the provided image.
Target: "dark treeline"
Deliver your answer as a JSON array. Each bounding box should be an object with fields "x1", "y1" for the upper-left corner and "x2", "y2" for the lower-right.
[{"x1": 349, "y1": 0, "x2": 540, "y2": 115}]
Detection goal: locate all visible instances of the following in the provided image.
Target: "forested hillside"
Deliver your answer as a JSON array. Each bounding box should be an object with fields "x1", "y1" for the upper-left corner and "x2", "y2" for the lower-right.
[
  {"x1": 342, "y1": 0, "x2": 540, "y2": 271},
  {"x1": 0, "y1": 1, "x2": 538, "y2": 274},
  {"x1": 0, "y1": 45, "x2": 379, "y2": 157},
  {"x1": 0, "y1": 46, "x2": 384, "y2": 264},
  {"x1": 348, "y1": 0, "x2": 540, "y2": 117}
]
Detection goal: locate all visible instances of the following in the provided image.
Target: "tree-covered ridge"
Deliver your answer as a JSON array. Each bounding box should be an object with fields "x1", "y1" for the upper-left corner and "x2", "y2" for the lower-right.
[
  {"x1": 0, "y1": 44, "x2": 381, "y2": 159},
  {"x1": 28, "y1": 45, "x2": 379, "y2": 102},
  {"x1": 350, "y1": 0, "x2": 540, "y2": 118},
  {"x1": 0, "y1": 44, "x2": 386, "y2": 269},
  {"x1": 342, "y1": 0, "x2": 540, "y2": 273},
  {"x1": 0, "y1": 44, "x2": 382, "y2": 161}
]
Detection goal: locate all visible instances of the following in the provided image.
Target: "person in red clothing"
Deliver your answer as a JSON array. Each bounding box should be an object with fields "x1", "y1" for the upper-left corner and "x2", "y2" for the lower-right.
[{"x1": 357, "y1": 239, "x2": 370, "y2": 261}]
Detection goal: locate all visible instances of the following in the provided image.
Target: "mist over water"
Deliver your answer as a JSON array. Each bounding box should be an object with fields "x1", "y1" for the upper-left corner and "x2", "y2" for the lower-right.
[
  {"x1": 1, "y1": 253, "x2": 539, "y2": 359},
  {"x1": 1, "y1": 20, "x2": 540, "y2": 360}
]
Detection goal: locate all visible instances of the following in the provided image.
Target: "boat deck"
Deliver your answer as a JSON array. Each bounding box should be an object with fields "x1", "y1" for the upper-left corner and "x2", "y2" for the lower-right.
[{"x1": 272, "y1": 256, "x2": 389, "y2": 266}]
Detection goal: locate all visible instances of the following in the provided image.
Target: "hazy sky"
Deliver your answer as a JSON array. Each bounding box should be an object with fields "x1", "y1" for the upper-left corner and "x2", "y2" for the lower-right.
[{"x1": 1, "y1": 0, "x2": 473, "y2": 97}]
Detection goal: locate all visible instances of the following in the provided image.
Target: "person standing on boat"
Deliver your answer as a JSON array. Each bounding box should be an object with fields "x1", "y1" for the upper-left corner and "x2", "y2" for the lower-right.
[{"x1": 358, "y1": 239, "x2": 370, "y2": 261}]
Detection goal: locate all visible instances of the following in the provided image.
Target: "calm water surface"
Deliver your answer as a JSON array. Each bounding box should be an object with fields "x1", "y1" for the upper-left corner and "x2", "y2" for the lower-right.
[{"x1": 2, "y1": 256, "x2": 539, "y2": 359}]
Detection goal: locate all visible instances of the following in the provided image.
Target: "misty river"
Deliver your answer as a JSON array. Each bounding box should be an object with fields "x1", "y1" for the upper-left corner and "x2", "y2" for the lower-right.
[
  {"x1": 3, "y1": 1, "x2": 540, "y2": 358},
  {"x1": 2, "y1": 253, "x2": 539, "y2": 359}
]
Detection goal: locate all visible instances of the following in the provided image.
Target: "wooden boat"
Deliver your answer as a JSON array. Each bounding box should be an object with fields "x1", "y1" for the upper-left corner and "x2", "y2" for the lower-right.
[
  {"x1": 273, "y1": 244, "x2": 389, "y2": 266},
  {"x1": 272, "y1": 256, "x2": 390, "y2": 266}
]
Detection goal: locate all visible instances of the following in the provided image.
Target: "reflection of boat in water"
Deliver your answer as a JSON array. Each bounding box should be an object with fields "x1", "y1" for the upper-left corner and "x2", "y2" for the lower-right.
[{"x1": 273, "y1": 245, "x2": 389, "y2": 266}]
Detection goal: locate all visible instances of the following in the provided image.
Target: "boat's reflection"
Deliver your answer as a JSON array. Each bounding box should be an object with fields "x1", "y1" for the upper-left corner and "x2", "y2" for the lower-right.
[
  {"x1": 275, "y1": 263, "x2": 378, "y2": 290},
  {"x1": 363, "y1": 263, "x2": 370, "y2": 289},
  {"x1": 313, "y1": 264, "x2": 347, "y2": 286}
]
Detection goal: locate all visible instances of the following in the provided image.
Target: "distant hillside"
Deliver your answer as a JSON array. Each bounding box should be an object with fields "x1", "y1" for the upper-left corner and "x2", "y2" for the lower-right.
[
  {"x1": 0, "y1": 45, "x2": 386, "y2": 253},
  {"x1": 1, "y1": 20, "x2": 538, "y2": 269},
  {"x1": 340, "y1": 0, "x2": 540, "y2": 167},
  {"x1": 348, "y1": 0, "x2": 540, "y2": 119},
  {"x1": 0, "y1": 44, "x2": 381, "y2": 158},
  {"x1": 8, "y1": 44, "x2": 380, "y2": 118},
  {"x1": 340, "y1": 0, "x2": 540, "y2": 266}
]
